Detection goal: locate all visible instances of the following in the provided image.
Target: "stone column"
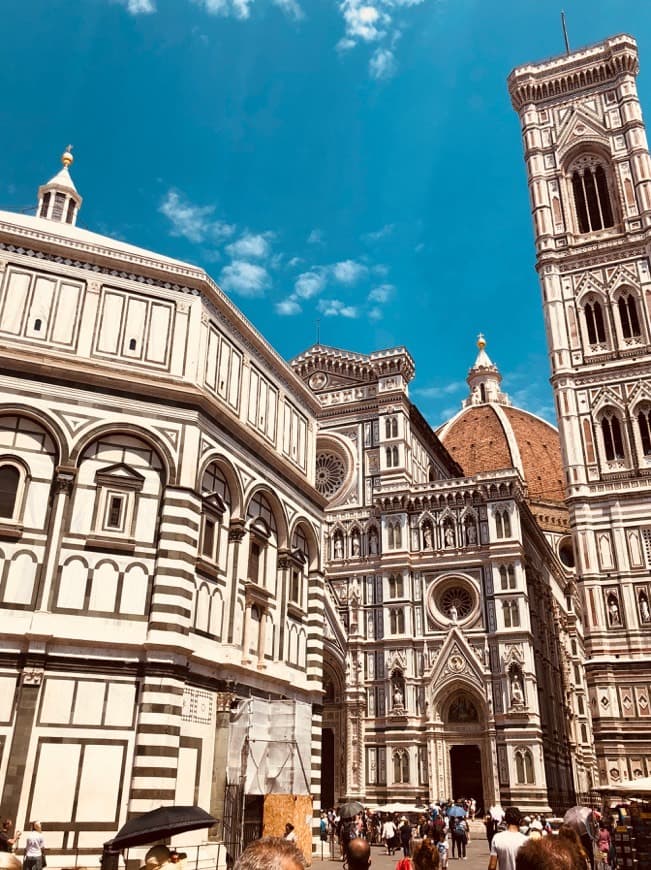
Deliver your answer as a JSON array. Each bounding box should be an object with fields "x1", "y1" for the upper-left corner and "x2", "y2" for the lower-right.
[
  {"x1": 209, "y1": 691, "x2": 235, "y2": 840},
  {"x1": 39, "y1": 466, "x2": 76, "y2": 610}
]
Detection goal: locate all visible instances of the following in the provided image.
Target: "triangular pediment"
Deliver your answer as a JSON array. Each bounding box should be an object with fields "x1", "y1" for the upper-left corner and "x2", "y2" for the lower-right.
[
  {"x1": 557, "y1": 107, "x2": 609, "y2": 156},
  {"x1": 605, "y1": 263, "x2": 639, "y2": 290},
  {"x1": 576, "y1": 271, "x2": 605, "y2": 298},
  {"x1": 592, "y1": 385, "x2": 624, "y2": 414},
  {"x1": 95, "y1": 462, "x2": 146, "y2": 490},
  {"x1": 427, "y1": 628, "x2": 486, "y2": 690}
]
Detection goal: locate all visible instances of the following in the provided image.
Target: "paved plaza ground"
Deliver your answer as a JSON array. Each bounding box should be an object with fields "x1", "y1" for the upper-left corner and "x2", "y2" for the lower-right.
[{"x1": 312, "y1": 821, "x2": 491, "y2": 870}]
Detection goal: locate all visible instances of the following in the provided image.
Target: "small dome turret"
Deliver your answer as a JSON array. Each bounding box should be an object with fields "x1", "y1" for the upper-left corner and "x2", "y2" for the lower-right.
[
  {"x1": 37, "y1": 146, "x2": 82, "y2": 225},
  {"x1": 464, "y1": 333, "x2": 511, "y2": 407}
]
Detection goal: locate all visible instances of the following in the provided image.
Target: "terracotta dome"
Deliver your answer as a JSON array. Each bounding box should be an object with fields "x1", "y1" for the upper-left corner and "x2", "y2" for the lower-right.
[
  {"x1": 439, "y1": 404, "x2": 566, "y2": 503},
  {"x1": 437, "y1": 336, "x2": 566, "y2": 505}
]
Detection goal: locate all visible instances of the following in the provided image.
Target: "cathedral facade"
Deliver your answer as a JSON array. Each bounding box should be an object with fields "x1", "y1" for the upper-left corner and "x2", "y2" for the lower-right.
[{"x1": 0, "y1": 28, "x2": 649, "y2": 869}]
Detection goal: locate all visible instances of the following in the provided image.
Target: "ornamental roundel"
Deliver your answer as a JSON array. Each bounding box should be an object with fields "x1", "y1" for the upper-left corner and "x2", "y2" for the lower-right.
[
  {"x1": 426, "y1": 575, "x2": 479, "y2": 627},
  {"x1": 315, "y1": 451, "x2": 346, "y2": 499}
]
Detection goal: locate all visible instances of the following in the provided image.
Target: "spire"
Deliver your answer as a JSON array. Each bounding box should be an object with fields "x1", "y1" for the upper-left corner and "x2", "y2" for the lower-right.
[
  {"x1": 462, "y1": 333, "x2": 511, "y2": 408},
  {"x1": 37, "y1": 146, "x2": 82, "y2": 226}
]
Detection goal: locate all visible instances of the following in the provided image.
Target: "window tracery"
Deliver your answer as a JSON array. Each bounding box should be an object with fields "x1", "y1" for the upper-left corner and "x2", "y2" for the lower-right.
[
  {"x1": 584, "y1": 298, "x2": 607, "y2": 346},
  {"x1": 569, "y1": 154, "x2": 615, "y2": 233},
  {"x1": 599, "y1": 410, "x2": 625, "y2": 462},
  {"x1": 638, "y1": 406, "x2": 651, "y2": 456},
  {"x1": 315, "y1": 451, "x2": 346, "y2": 498},
  {"x1": 616, "y1": 291, "x2": 642, "y2": 340}
]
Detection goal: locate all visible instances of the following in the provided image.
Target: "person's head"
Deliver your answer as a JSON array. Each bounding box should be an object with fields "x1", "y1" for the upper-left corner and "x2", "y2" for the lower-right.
[
  {"x1": 516, "y1": 837, "x2": 586, "y2": 870},
  {"x1": 234, "y1": 837, "x2": 306, "y2": 870},
  {"x1": 1, "y1": 821, "x2": 12, "y2": 833},
  {"x1": 140, "y1": 845, "x2": 172, "y2": 870},
  {"x1": 411, "y1": 838, "x2": 439, "y2": 870},
  {"x1": 344, "y1": 837, "x2": 371, "y2": 870},
  {"x1": 504, "y1": 807, "x2": 522, "y2": 828},
  {"x1": 0, "y1": 854, "x2": 21, "y2": 870}
]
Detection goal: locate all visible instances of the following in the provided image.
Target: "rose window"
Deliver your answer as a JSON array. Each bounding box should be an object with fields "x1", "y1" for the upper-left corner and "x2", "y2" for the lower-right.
[
  {"x1": 438, "y1": 586, "x2": 473, "y2": 620},
  {"x1": 315, "y1": 452, "x2": 346, "y2": 498}
]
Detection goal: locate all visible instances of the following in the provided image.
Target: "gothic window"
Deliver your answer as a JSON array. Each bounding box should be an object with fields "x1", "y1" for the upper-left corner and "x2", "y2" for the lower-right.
[
  {"x1": 499, "y1": 565, "x2": 516, "y2": 590},
  {"x1": 495, "y1": 508, "x2": 511, "y2": 539},
  {"x1": 390, "y1": 609, "x2": 405, "y2": 634},
  {"x1": 617, "y1": 292, "x2": 642, "y2": 340},
  {"x1": 388, "y1": 521, "x2": 402, "y2": 549},
  {"x1": 386, "y1": 445, "x2": 399, "y2": 467},
  {"x1": 289, "y1": 526, "x2": 308, "y2": 606},
  {"x1": 638, "y1": 407, "x2": 651, "y2": 456},
  {"x1": 385, "y1": 416, "x2": 398, "y2": 438},
  {"x1": 315, "y1": 451, "x2": 346, "y2": 499},
  {"x1": 515, "y1": 749, "x2": 535, "y2": 784},
  {"x1": 570, "y1": 155, "x2": 615, "y2": 233},
  {"x1": 584, "y1": 299, "x2": 607, "y2": 345},
  {"x1": 448, "y1": 695, "x2": 479, "y2": 722},
  {"x1": 502, "y1": 599, "x2": 520, "y2": 628},
  {"x1": 386, "y1": 447, "x2": 392, "y2": 467},
  {"x1": 600, "y1": 411, "x2": 625, "y2": 461},
  {"x1": 0, "y1": 464, "x2": 22, "y2": 520},
  {"x1": 388, "y1": 573, "x2": 404, "y2": 598},
  {"x1": 393, "y1": 750, "x2": 410, "y2": 784}
]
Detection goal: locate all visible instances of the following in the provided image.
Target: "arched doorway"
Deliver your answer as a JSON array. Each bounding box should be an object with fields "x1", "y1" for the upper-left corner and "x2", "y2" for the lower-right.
[
  {"x1": 321, "y1": 728, "x2": 335, "y2": 809},
  {"x1": 450, "y1": 745, "x2": 483, "y2": 810}
]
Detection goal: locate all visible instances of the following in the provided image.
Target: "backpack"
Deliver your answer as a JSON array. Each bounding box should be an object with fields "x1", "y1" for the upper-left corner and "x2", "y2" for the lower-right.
[{"x1": 454, "y1": 819, "x2": 466, "y2": 836}]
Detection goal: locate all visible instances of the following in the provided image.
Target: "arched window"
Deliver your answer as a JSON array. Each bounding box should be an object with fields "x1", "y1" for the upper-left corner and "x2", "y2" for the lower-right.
[
  {"x1": 617, "y1": 292, "x2": 641, "y2": 339},
  {"x1": 390, "y1": 609, "x2": 405, "y2": 634},
  {"x1": 386, "y1": 447, "x2": 393, "y2": 467},
  {"x1": 392, "y1": 446, "x2": 399, "y2": 467},
  {"x1": 600, "y1": 412, "x2": 625, "y2": 461},
  {"x1": 385, "y1": 418, "x2": 392, "y2": 439},
  {"x1": 0, "y1": 465, "x2": 21, "y2": 519},
  {"x1": 570, "y1": 156, "x2": 615, "y2": 233},
  {"x1": 502, "y1": 600, "x2": 520, "y2": 628},
  {"x1": 389, "y1": 574, "x2": 404, "y2": 598},
  {"x1": 391, "y1": 418, "x2": 398, "y2": 437},
  {"x1": 515, "y1": 749, "x2": 535, "y2": 784},
  {"x1": 503, "y1": 510, "x2": 511, "y2": 537},
  {"x1": 200, "y1": 463, "x2": 232, "y2": 565},
  {"x1": 584, "y1": 299, "x2": 607, "y2": 345},
  {"x1": 393, "y1": 751, "x2": 409, "y2": 784},
  {"x1": 495, "y1": 510, "x2": 503, "y2": 539},
  {"x1": 637, "y1": 407, "x2": 651, "y2": 457},
  {"x1": 480, "y1": 383, "x2": 486, "y2": 403},
  {"x1": 499, "y1": 565, "x2": 515, "y2": 590},
  {"x1": 247, "y1": 492, "x2": 276, "y2": 587}
]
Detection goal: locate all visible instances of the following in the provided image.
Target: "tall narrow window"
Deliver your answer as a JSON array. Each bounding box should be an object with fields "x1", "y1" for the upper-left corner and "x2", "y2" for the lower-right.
[
  {"x1": 638, "y1": 408, "x2": 651, "y2": 456},
  {"x1": 391, "y1": 418, "x2": 398, "y2": 437},
  {"x1": 503, "y1": 510, "x2": 511, "y2": 538},
  {"x1": 601, "y1": 413, "x2": 625, "y2": 461},
  {"x1": 39, "y1": 192, "x2": 51, "y2": 218},
  {"x1": 495, "y1": 511, "x2": 504, "y2": 539},
  {"x1": 385, "y1": 418, "x2": 392, "y2": 439},
  {"x1": 503, "y1": 600, "x2": 520, "y2": 628},
  {"x1": 617, "y1": 293, "x2": 641, "y2": 339},
  {"x1": 392, "y1": 446, "x2": 399, "y2": 467},
  {"x1": 571, "y1": 158, "x2": 614, "y2": 233},
  {"x1": 0, "y1": 465, "x2": 20, "y2": 519},
  {"x1": 386, "y1": 447, "x2": 393, "y2": 468},
  {"x1": 585, "y1": 300, "x2": 606, "y2": 344}
]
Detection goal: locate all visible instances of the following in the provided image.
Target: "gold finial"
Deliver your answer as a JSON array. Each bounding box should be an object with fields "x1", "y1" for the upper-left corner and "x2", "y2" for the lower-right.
[
  {"x1": 477, "y1": 332, "x2": 486, "y2": 350},
  {"x1": 61, "y1": 145, "x2": 74, "y2": 167}
]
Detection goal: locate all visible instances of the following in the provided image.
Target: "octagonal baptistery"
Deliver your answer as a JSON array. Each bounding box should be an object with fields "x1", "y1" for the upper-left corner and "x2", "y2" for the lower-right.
[{"x1": 437, "y1": 337, "x2": 570, "y2": 542}]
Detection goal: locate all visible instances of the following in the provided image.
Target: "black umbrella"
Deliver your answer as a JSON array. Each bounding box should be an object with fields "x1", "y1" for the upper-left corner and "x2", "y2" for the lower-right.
[
  {"x1": 104, "y1": 805, "x2": 218, "y2": 851},
  {"x1": 339, "y1": 800, "x2": 364, "y2": 820}
]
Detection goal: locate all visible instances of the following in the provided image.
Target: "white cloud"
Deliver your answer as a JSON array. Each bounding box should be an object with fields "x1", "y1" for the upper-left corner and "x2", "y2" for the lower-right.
[
  {"x1": 368, "y1": 306, "x2": 383, "y2": 321},
  {"x1": 339, "y1": 1, "x2": 388, "y2": 43},
  {"x1": 307, "y1": 228, "x2": 324, "y2": 244},
  {"x1": 412, "y1": 381, "x2": 465, "y2": 399},
  {"x1": 295, "y1": 270, "x2": 326, "y2": 299},
  {"x1": 226, "y1": 231, "x2": 273, "y2": 259},
  {"x1": 195, "y1": 0, "x2": 253, "y2": 18},
  {"x1": 117, "y1": 0, "x2": 155, "y2": 13},
  {"x1": 219, "y1": 260, "x2": 269, "y2": 297},
  {"x1": 276, "y1": 296, "x2": 302, "y2": 315},
  {"x1": 362, "y1": 223, "x2": 394, "y2": 243},
  {"x1": 318, "y1": 298, "x2": 358, "y2": 318},
  {"x1": 287, "y1": 256, "x2": 303, "y2": 268},
  {"x1": 367, "y1": 283, "x2": 394, "y2": 303},
  {"x1": 369, "y1": 47, "x2": 396, "y2": 79},
  {"x1": 273, "y1": 0, "x2": 304, "y2": 19},
  {"x1": 332, "y1": 259, "x2": 367, "y2": 284},
  {"x1": 159, "y1": 190, "x2": 234, "y2": 244}
]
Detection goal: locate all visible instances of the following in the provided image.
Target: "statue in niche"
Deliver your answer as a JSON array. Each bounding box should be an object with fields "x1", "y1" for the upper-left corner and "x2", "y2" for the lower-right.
[
  {"x1": 368, "y1": 529, "x2": 379, "y2": 555},
  {"x1": 334, "y1": 534, "x2": 343, "y2": 559},
  {"x1": 444, "y1": 525, "x2": 455, "y2": 548},
  {"x1": 423, "y1": 525, "x2": 433, "y2": 549},
  {"x1": 393, "y1": 687, "x2": 403, "y2": 708},
  {"x1": 639, "y1": 593, "x2": 650, "y2": 623},
  {"x1": 350, "y1": 577, "x2": 361, "y2": 607},
  {"x1": 466, "y1": 523, "x2": 477, "y2": 545},
  {"x1": 510, "y1": 673, "x2": 525, "y2": 706},
  {"x1": 352, "y1": 532, "x2": 361, "y2": 556},
  {"x1": 608, "y1": 595, "x2": 621, "y2": 626},
  {"x1": 449, "y1": 605, "x2": 458, "y2": 624},
  {"x1": 367, "y1": 612, "x2": 375, "y2": 638}
]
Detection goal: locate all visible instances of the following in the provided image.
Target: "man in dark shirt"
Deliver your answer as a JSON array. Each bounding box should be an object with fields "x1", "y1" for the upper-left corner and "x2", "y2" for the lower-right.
[{"x1": 0, "y1": 820, "x2": 21, "y2": 853}]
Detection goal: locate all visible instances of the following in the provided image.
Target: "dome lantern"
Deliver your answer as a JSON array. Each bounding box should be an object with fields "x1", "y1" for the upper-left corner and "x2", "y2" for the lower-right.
[
  {"x1": 463, "y1": 333, "x2": 511, "y2": 408},
  {"x1": 37, "y1": 146, "x2": 82, "y2": 226}
]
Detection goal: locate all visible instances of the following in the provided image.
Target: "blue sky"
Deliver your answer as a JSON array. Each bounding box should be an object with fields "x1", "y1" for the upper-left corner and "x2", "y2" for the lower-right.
[{"x1": 1, "y1": 0, "x2": 649, "y2": 426}]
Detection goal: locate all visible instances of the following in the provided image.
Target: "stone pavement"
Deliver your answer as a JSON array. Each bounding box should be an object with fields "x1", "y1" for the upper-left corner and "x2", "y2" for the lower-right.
[{"x1": 311, "y1": 821, "x2": 491, "y2": 870}]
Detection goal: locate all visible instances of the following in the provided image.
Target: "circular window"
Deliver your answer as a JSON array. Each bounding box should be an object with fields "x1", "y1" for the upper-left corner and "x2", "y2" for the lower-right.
[
  {"x1": 439, "y1": 585, "x2": 474, "y2": 620},
  {"x1": 315, "y1": 451, "x2": 346, "y2": 499},
  {"x1": 558, "y1": 535, "x2": 575, "y2": 569},
  {"x1": 427, "y1": 576, "x2": 479, "y2": 626}
]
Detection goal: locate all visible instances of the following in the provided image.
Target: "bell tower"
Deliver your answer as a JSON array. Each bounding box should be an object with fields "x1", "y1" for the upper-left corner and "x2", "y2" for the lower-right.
[{"x1": 509, "y1": 35, "x2": 651, "y2": 787}]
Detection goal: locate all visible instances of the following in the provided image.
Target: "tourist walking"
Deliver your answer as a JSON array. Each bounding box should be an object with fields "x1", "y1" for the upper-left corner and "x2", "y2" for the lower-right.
[
  {"x1": 23, "y1": 823, "x2": 45, "y2": 870},
  {"x1": 489, "y1": 807, "x2": 527, "y2": 870},
  {"x1": 382, "y1": 817, "x2": 397, "y2": 856},
  {"x1": 451, "y1": 815, "x2": 468, "y2": 860}
]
